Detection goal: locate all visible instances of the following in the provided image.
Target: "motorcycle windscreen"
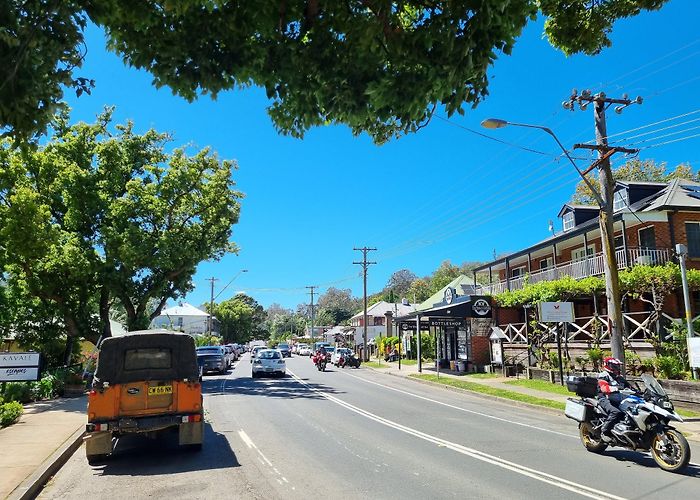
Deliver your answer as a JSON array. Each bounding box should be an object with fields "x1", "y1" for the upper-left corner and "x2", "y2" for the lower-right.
[{"x1": 641, "y1": 373, "x2": 668, "y2": 396}]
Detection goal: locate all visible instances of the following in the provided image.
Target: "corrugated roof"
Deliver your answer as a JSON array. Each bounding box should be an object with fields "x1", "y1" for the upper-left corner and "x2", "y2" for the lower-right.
[
  {"x1": 158, "y1": 302, "x2": 210, "y2": 317},
  {"x1": 350, "y1": 300, "x2": 416, "y2": 320},
  {"x1": 416, "y1": 275, "x2": 473, "y2": 312},
  {"x1": 643, "y1": 178, "x2": 700, "y2": 212}
]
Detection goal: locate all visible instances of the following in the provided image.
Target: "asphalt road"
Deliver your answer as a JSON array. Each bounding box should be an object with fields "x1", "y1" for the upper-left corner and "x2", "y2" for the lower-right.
[{"x1": 40, "y1": 354, "x2": 700, "y2": 499}]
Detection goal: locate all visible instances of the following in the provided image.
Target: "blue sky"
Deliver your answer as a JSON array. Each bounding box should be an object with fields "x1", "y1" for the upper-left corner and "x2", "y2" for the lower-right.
[{"x1": 63, "y1": 2, "x2": 700, "y2": 310}]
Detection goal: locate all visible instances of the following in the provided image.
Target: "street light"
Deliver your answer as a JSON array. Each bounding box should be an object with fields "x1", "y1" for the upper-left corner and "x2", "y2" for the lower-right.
[{"x1": 481, "y1": 117, "x2": 626, "y2": 367}]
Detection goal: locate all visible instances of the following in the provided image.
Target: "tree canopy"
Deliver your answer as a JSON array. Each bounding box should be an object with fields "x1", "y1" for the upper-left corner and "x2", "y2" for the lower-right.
[
  {"x1": 316, "y1": 287, "x2": 360, "y2": 326},
  {"x1": 0, "y1": 109, "x2": 242, "y2": 346},
  {"x1": 214, "y1": 293, "x2": 267, "y2": 343},
  {"x1": 2, "y1": 1, "x2": 669, "y2": 142}
]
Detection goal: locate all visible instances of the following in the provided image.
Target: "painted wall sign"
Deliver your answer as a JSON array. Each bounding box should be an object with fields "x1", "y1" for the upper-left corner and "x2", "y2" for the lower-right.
[
  {"x1": 538, "y1": 302, "x2": 575, "y2": 323},
  {"x1": 399, "y1": 322, "x2": 429, "y2": 331},
  {"x1": 0, "y1": 352, "x2": 42, "y2": 382},
  {"x1": 472, "y1": 299, "x2": 491, "y2": 317}
]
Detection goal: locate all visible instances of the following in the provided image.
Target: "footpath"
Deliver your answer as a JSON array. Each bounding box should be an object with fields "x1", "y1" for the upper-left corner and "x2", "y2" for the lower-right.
[
  {"x1": 0, "y1": 396, "x2": 86, "y2": 500},
  {"x1": 364, "y1": 360, "x2": 700, "y2": 443}
]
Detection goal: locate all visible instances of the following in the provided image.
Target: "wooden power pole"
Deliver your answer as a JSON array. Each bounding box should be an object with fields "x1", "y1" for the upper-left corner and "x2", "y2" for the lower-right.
[
  {"x1": 354, "y1": 247, "x2": 376, "y2": 361},
  {"x1": 566, "y1": 90, "x2": 641, "y2": 368}
]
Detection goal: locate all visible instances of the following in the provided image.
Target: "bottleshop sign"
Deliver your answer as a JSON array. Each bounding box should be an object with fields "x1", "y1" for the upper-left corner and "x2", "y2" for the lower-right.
[{"x1": 0, "y1": 352, "x2": 42, "y2": 382}]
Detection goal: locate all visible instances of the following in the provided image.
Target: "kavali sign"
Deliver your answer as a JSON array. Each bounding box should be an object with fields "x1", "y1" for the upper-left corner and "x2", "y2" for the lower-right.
[
  {"x1": 538, "y1": 302, "x2": 575, "y2": 323},
  {"x1": 0, "y1": 352, "x2": 42, "y2": 382}
]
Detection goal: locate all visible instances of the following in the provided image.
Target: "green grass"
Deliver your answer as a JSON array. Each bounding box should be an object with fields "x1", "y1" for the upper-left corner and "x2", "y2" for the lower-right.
[
  {"x1": 677, "y1": 407, "x2": 700, "y2": 418},
  {"x1": 463, "y1": 373, "x2": 499, "y2": 379},
  {"x1": 363, "y1": 361, "x2": 389, "y2": 369},
  {"x1": 410, "y1": 374, "x2": 566, "y2": 411},
  {"x1": 398, "y1": 359, "x2": 417, "y2": 365},
  {"x1": 504, "y1": 379, "x2": 572, "y2": 396}
]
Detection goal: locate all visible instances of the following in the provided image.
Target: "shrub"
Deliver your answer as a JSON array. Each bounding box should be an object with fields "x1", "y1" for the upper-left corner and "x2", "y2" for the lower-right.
[
  {"x1": 548, "y1": 351, "x2": 560, "y2": 369},
  {"x1": 655, "y1": 355, "x2": 688, "y2": 380},
  {"x1": 2, "y1": 382, "x2": 32, "y2": 404},
  {"x1": 586, "y1": 348, "x2": 603, "y2": 371},
  {"x1": 0, "y1": 401, "x2": 23, "y2": 427}
]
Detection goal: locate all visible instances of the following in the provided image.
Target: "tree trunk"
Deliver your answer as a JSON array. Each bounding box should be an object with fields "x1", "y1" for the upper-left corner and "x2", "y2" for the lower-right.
[
  {"x1": 99, "y1": 286, "x2": 112, "y2": 343},
  {"x1": 62, "y1": 314, "x2": 80, "y2": 365}
]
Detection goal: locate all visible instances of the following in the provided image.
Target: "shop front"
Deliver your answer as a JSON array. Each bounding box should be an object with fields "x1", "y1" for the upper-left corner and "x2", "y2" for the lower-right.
[{"x1": 395, "y1": 287, "x2": 493, "y2": 373}]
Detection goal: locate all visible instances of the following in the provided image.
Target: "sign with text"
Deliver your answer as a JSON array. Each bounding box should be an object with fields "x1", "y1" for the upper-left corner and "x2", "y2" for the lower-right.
[
  {"x1": 538, "y1": 302, "x2": 574, "y2": 323},
  {"x1": 429, "y1": 318, "x2": 465, "y2": 328},
  {"x1": 0, "y1": 352, "x2": 42, "y2": 382},
  {"x1": 688, "y1": 337, "x2": 700, "y2": 368},
  {"x1": 399, "y1": 322, "x2": 429, "y2": 331}
]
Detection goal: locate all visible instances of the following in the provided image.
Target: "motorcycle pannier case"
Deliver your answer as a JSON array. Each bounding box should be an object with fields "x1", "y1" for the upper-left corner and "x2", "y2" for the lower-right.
[
  {"x1": 565, "y1": 398, "x2": 589, "y2": 422},
  {"x1": 565, "y1": 376, "x2": 598, "y2": 398}
]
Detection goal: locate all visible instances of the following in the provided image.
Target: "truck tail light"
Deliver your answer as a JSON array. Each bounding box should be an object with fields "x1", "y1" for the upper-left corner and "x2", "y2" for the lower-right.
[{"x1": 182, "y1": 414, "x2": 202, "y2": 423}]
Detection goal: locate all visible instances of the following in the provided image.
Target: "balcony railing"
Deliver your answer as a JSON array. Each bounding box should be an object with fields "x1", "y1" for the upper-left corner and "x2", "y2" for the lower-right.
[{"x1": 478, "y1": 247, "x2": 671, "y2": 295}]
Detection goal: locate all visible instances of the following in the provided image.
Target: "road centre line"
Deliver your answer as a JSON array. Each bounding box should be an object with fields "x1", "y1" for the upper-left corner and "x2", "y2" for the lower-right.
[
  {"x1": 288, "y1": 370, "x2": 626, "y2": 500},
  {"x1": 338, "y1": 369, "x2": 578, "y2": 439}
]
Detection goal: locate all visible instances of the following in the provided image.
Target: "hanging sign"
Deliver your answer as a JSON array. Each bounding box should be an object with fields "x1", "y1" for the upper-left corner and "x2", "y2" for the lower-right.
[
  {"x1": 538, "y1": 302, "x2": 574, "y2": 323},
  {"x1": 0, "y1": 352, "x2": 42, "y2": 382},
  {"x1": 399, "y1": 322, "x2": 429, "y2": 331},
  {"x1": 429, "y1": 318, "x2": 464, "y2": 328},
  {"x1": 472, "y1": 299, "x2": 492, "y2": 317}
]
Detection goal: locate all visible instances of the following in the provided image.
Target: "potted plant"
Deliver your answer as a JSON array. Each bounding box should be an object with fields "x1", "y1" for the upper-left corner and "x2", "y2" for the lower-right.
[{"x1": 62, "y1": 371, "x2": 87, "y2": 397}]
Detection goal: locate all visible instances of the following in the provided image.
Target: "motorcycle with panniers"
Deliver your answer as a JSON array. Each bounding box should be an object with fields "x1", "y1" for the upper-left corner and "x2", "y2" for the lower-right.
[{"x1": 564, "y1": 373, "x2": 690, "y2": 472}]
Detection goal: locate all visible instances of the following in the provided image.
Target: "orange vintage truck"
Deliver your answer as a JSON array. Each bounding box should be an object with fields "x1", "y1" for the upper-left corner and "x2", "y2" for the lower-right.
[{"x1": 85, "y1": 331, "x2": 203, "y2": 463}]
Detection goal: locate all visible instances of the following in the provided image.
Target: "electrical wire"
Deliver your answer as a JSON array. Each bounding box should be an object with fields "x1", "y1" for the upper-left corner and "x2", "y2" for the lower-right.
[
  {"x1": 624, "y1": 124, "x2": 700, "y2": 148},
  {"x1": 639, "y1": 132, "x2": 700, "y2": 150}
]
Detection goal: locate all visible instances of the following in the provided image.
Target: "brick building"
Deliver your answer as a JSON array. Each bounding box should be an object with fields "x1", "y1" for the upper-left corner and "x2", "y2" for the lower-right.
[{"x1": 471, "y1": 178, "x2": 700, "y2": 360}]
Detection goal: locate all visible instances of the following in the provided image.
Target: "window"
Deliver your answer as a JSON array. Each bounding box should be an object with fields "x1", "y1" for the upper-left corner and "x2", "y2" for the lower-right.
[
  {"x1": 613, "y1": 189, "x2": 629, "y2": 211},
  {"x1": 562, "y1": 212, "x2": 575, "y2": 231},
  {"x1": 511, "y1": 266, "x2": 526, "y2": 278},
  {"x1": 572, "y1": 245, "x2": 595, "y2": 262},
  {"x1": 638, "y1": 226, "x2": 656, "y2": 249},
  {"x1": 614, "y1": 235, "x2": 624, "y2": 249},
  {"x1": 540, "y1": 257, "x2": 554, "y2": 270},
  {"x1": 687, "y1": 223, "x2": 700, "y2": 257},
  {"x1": 124, "y1": 348, "x2": 172, "y2": 370},
  {"x1": 177, "y1": 316, "x2": 183, "y2": 327}
]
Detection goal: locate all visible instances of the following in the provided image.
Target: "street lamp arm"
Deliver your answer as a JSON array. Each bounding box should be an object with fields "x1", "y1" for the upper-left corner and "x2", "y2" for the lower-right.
[
  {"x1": 482, "y1": 118, "x2": 604, "y2": 207},
  {"x1": 214, "y1": 269, "x2": 249, "y2": 301}
]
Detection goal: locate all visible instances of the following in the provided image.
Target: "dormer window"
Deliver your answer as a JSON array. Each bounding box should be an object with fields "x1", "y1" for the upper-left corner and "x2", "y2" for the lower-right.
[
  {"x1": 613, "y1": 189, "x2": 629, "y2": 211},
  {"x1": 562, "y1": 212, "x2": 575, "y2": 231}
]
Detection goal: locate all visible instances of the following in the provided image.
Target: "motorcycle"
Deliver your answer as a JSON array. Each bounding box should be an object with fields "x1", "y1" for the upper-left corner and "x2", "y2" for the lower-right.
[
  {"x1": 312, "y1": 352, "x2": 327, "y2": 372},
  {"x1": 341, "y1": 353, "x2": 361, "y2": 369},
  {"x1": 565, "y1": 373, "x2": 690, "y2": 472}
]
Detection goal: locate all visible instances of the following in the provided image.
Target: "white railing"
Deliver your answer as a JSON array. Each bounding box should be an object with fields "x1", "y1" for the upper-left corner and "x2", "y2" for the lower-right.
[
  {"x1": 478, "y1": 247, "x2": 670, "y2": 294},
  {"x1": 497, "y1": 311, "x2": 661, "y2": 345}
]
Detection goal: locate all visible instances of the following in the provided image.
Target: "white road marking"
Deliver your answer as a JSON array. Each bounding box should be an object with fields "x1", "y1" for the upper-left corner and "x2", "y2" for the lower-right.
[
  {"x1": 288, "y1": 370, "x2": 625, "y2": 500},
  {"x1": 339, "y1": 369, "x2": 577, "y2": 439}
]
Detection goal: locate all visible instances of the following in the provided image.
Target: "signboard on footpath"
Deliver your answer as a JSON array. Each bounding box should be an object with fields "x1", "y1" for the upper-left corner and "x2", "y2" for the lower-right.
[
  {"x1": 538, "y1": 302, "x2": 575, "y2": 323},
  {"x1": 0, "y1": 352, "x2": 42, "y2": 382},
  {"x1": 688, "y1": 337, "x2": 700, "y2": 369}
]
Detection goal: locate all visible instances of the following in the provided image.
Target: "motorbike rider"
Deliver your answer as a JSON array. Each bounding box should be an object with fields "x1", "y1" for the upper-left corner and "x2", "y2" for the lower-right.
[
  {"x1": 597, "y1": 356, "x2": 632, "y2": 442},
  {"x1": 315, "y1": 345, "x2": 327, "y2": 362}
]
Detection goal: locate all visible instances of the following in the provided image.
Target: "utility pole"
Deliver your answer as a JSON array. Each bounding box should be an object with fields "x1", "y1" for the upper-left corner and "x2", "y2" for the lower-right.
[
  {"x1": 306, "y1": 286, "x2": 317, "y2": 347},
  {"x1": 566, "y1": 90, "x2": 642, "y2": 369},
  {"x1": 353, "y1": 247, "x2": 377, "y2": 361},
  {"x1": 206, "y1": 277, "x2": 219, "y2": 336}
]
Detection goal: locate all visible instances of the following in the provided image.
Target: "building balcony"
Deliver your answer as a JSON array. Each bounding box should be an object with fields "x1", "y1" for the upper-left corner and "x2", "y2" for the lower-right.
[{"x1": 478, "y1": 246, "x2": 671, "y2": 295}]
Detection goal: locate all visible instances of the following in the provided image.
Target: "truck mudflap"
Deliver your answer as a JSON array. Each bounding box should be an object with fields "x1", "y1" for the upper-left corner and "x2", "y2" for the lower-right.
[{"x1": 179, "y1": 420, "x2": 203, "y2": 446}]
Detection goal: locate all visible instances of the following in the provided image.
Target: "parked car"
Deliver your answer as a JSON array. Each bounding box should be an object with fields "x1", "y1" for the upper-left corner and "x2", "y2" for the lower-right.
[
  {"x1": 298, "y1": 344, "x2": 311, "y2": 356},
  {"x1": 196, "y1": 346, "x2": 227, "y2": 374},
  {"x1": 277, "y1": 342, "x2": 291, "y2": 358},
  {"x1": 251, "y1": 349, "x2": 286, "y2": 378},
  {"x1": 332, "y1": 347, "x2": 353, "y2": 366},
  {"x1": 223, "y1": 344, "x2": 236, "y2": 366},
  {"x1": 250, "y1": 345, "x2": 267, "y2": 363},
  {"x1": 85, "y1": 331, "x2": 203, "y2": 464}
]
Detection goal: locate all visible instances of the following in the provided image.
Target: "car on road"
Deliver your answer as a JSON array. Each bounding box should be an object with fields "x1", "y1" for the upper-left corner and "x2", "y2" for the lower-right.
[
  {"x1": 250, "y1": 345, "x2": 268, "y2": 362},
  {"x1": 85, "y1": 330, "x2": 203, "y2": 464},
  {"x1": 196, "y1": 346, "x2": 228, "y2": 374},
  {"x1": 223, "y1": 344, "x2": 236, "y2": 366},
  {"x1": 331, "y1": 347, "x2": 353, "y2": 366},
  {"x1": 251, "y1": 349, "x2": 286, "y2": 378},
  {"x1": 298, "y1": 344, "x2": 311, "y2": 356},
  {"x1": 277, "y1": 342, "x2": 291, "y2": 358}
]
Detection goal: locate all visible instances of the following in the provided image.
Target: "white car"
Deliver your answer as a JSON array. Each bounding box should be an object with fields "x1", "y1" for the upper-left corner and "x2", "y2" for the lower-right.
[
  {"x1": 251, "y1": 349, "x2": 286, "y2": 378},
  {"x1": 250, "y1": 345, "x2": 267, "y2": 363},
  {"x1": 297, "y1": 344, "x2": 311, "y2": 356},
  {"x1": 331, "y1": 347, "x2": 353, "y2": 366}
]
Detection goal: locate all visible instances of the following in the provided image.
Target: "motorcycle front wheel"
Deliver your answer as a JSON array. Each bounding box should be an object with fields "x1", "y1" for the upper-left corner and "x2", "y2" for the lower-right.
[
  {"x1": 651, "y1": 429, "x2": 690, "y2": 472},
  {"x1": 579, "y1": 421, "x2": 608, "y2": 453}
]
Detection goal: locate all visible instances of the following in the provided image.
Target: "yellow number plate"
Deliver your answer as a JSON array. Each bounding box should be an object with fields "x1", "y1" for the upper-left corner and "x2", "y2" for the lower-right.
[{"x1": 148, "y1": 385, "x2": 172, "y2": 396}]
